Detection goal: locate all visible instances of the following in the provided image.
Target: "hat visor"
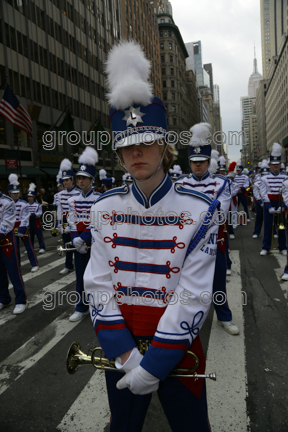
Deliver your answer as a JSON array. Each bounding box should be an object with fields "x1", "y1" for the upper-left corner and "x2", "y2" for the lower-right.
[
  {"x1": 76, "y1": 172, "x2": 93, "y2": 178},
  {"x1": 189, "y1": 155, "x2": 210, "y2": 162},
  {"x1": 270, "y1": 161, "x2": 281, "y2": 165},
  {"x1": 114, "y1": 133, "x2": 166, "y2": 149},
  {"x1": 10, "y1": 190, "x2": 20, "y2": 194},
  {"x1": 62, "y1": 175, "x2": 74, "y2": 180}
]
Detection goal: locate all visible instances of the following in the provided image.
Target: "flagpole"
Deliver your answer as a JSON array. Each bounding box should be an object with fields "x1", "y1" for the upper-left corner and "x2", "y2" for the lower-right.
[
  {"x1": 17, "y1": 145, "x2": 24, "y2": 198},
  {"x1": 49, "y1": 103, "x2": 70, "y2": 131}
]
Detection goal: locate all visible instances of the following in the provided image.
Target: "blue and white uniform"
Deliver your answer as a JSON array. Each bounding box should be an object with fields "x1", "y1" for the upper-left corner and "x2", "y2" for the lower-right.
[
  {"x1": 28, "y1": 201, "x2": 45, "y2": 250},
  {"x1": 177, "y1": 171, "x2": 233, "y2": 322},
  {"x1": 0, "y1": 193, "x2": 26, "y2": 306},
  {"x1": 14, "y1": 198, "x2": 38, "y2": 267},
  {"x1": 84, "y1": 175, "x2": 218, "y2": 402},
  {"x1": 57, "y1": 186, "x2": 80, "y2": 270},
  {"x1": 234, "y1": 173, "x2": 250, "y2": 219},
  {"x1": 260, "y1": 172, "x2": 288, "y2": 252},
  {"x1": 68, "y1": 188, "x2": 101, "y2": 312}
]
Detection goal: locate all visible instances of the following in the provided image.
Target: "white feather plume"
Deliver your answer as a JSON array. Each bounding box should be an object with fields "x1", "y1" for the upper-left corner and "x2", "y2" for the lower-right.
[
  {"x1": 219, "y1": 156, "x2": 226, "y2": 165},
  {"x1": 56, "y1": 170, "x2": 62, "y2": 183},
  {"x1": 281, "y1": 163, "x2": 285, "y2": 169},
  {"x1": 105, "y1": 40, "x2": 153, "y2": 110},
  {"x1": 112, "y1": 177, "x2": 115, "y2": 183},
  {"x1": 78, "y1": 147, "x2": 99, "y2": 165},
  {"x1": 236, "y1": 159, "x2": 242, "y2": 166},
  {"x1": 99, "y1": 169, "x2": 107, "y2": 180},
  {"x1": 243, "y1": 168, "x2": 249, "y2": 175},
  {"x1": 286, "y1": 166, "x2": 288, "y2": 172},
  {"x1": 122, "y1": 173, "x2": 128, "y2": 181},
  {"x1": 258, "y1": 162, "x2": 262, "y2": 168},
  {"x1": 189, "y1": 123, "x2": 211, "y2": 147},
  {"x1": 172, "y1": 165, "x2": 182, "y2": 174},
  {"x1": 8, "y1": 174, "x2": 19, "y2": 185},
  {"x1": 211, "y1": 150, "x2": 219, "y2": 161},
  {"x1": 60, "y1": 158, "x2": 72, "y2": 171},
  {"x1": 261, "y1": 159, "x2": 269, "y2": 168},
  {"x1": 208, "y1": 159, "x2": 218, "y2": 174},
  {"x1": 228, "y1": 170, "x2": 236, "y2": 179},
  {"x1": 28, "y1": 183, "x2": 36, "y2": 192},
  {"x1": 271, "y1": 143, "x2": 282, "y2": 157}
]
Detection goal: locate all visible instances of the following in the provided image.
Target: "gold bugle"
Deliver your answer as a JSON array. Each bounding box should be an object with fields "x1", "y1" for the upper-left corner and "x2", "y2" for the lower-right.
[
  {"x1": 0, "y1": 239, "x2": 12, "y2": 247},
  {"x1": 66, "y1": 342, "x2": 216, "y2": 381}
]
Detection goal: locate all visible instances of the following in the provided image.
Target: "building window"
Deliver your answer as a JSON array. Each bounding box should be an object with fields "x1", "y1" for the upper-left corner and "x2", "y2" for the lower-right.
[
  {"x1": 168, "y1": 31, "x2": 172, "y2": 37},
  {"x1": 161, "y1": 55, "x2": 165, "y2": 62},
  {"x1": 162, "y1": 67, "x2": 166, "y2": 75},
  {"x1": 160, "y1": 31, "x2": 163, "y2": 37},
  {"x1": 172, "y1": 105, "x2": 176, "y2": 112},
  {"x1": 172, "y1": 92, "x2": 175, "y2": 100},
  {"x1": 163, "y1": 80, "x2": 166, "y2": 88},
  {"x1": 170, "y1": 55, "x2": 173, "y2": 62},
  {"x1": 171, "y1": 80, "x2": 174, "y2": 88},
  {"x1": 173, "y1": 117, "x2": 177, "y2": 125},
  {"x1": 163, "y1": 93, "x2": 167, "y2": 100},
  {"x1": 160, "y1": 42, "x2": 164, "y2": 50},
  {"x1": 170, "y1": 67, "x2": 174, "y2": 75},
  {"x1": 169, "y1": 42, "x2": 172, "y2": 50},
  {"x1": 161, "y1": 19, "x2": 165, "y2": 23}
]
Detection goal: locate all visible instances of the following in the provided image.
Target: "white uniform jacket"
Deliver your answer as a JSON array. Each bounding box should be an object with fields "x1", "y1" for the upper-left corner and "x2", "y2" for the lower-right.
[
  {"x1": 68, "y1": 188, "x2": 101, "y2": 244},
  {"x1": 14, "y1": 198, "x2": 30, "y2": 235},
  {"x1": 28, "y1": 202, "x2": 43, "y2": 219},
  {"x1": 57, "y1": 186, "x2": 81, "y2": 227},
  {"x1": 234, "y1": 173, "x2": 249, "y2": 192},
  {"x1": 84, "y1": 173, "x2": 219, "y2": 382},
  {"x1": 0, "y1": 193, "x2": 16, "y2": 237},
  {"x1": 260, "y1": 172, "x2": 288, "y2": 209}
]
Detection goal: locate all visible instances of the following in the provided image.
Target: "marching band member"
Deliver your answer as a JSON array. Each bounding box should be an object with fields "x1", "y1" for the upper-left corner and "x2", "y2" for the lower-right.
[
  {"x1": 67, "y1": 147, "x2": 101, "y2": 322},
  {"x1": 177, "y1": 129, "x2": 239, "y2": 335},
  {"x1": 169, "y1": 164, "x2": 182, "y2": 182},
  {"x1": 8, "y1": 177, "x2": 39, "y2": 272},
  {"x1": 280, "y1": 178, "x2": 288, "y2": 280},
  {"x1": 227, "y1": 162, "x2": 238, "y2": 238},
  {"x1": 27, "y1": 184, "x2": 46, "y2": 253},
  {"x1": 234, "y1": 160, "x2": 250, "y2": 222},
  {"x1": 252, "y1": 160, "x2": 269, "y2": 239},
  {"x1": 218, "y1": 156, "x2": 226, "y2": 176},
  {"x1": 84, "y1": 41, "x2": 219, "y2": 431},
  {"x1": 100, "y1": 169, "x2": 115, "y2": 192},
  {"x1": 0, "y1": 186, "x2": 27, "y2": 314},
  {"x1": 259, "y1": 143, "x2": 287, "y2": 256},
  {"x1": 57, "y1": 159, "x2": 80, "y2": 275},
  {"x1": 122, "y1": 172, "x2": 134, "y2": 186},
  {"x1": 52, "y1": 170, "x2": 63, "y2": 208}
]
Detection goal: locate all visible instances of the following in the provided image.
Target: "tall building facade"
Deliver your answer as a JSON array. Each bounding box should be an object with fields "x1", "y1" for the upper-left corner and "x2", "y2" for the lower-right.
[
  {"x1": 120, "y1": 0, "x2": 162, "y2": 98},
  {"x1": 213, "y1": 84, "x2": 220, "y2": 104},
  {"x1": 241, "y1": 96, "x2": 256, "y2": 154},
  {"x1": 260, "y1": 0, "x2": 288, "y2": 78},
  {"x1": 152, "y1": 0, "x2": 173, "y2": 16},
  {"x1": 248, "y1": 50, "x2": 262, "y2": 97},
  {"x1": 0, "y1": 0, "x2": 122, "y2": 188},
  {"x1": 192, "y1": 41, "x2": 210, "y2": 89},
  {"x1": 248, "y1": 107, "x2": 258, "y2": 165},
  {"x1": 203, "y1": 63, "x2": 213, "y2": 96}
]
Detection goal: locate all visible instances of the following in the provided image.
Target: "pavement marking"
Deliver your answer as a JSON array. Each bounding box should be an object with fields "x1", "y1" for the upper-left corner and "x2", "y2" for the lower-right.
[
  {"x1": 206, "y1": 250, "x2": 250, "y2": 432},
  {"x1": 271, "y1": 252, "x2": 288, "y2": 303},
  {"x1": 8, "y1": 257, "x2": 66, "y2": 290},
  {"x1": 0, "y1": 272, "x2": 76, "y2": 327},
  {"x1": 20, "y1": 252, "x2": 55, "y2": 267},
  {"x1": 57, "y1": 371, "x2": 110, "y2": 432},
  {"x1": 0, "y1": 311, "x2": 86, "y2": 396}
]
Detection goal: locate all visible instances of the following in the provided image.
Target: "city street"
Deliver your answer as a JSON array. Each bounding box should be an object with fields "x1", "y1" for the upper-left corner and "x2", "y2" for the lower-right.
[{"x1": 1, "y1": 217, "x2": 288, "y2": 432}]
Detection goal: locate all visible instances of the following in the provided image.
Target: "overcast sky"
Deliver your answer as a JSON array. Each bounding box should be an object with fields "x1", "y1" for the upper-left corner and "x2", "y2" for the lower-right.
[{"x1": 170, "y1": 0, "x2": 262, "y2": 164}]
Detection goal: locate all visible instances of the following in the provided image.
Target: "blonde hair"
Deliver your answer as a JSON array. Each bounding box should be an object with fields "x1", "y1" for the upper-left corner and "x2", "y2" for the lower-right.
[{"x1": 117, "y1": 140, "x2": 178, "y2": 173}]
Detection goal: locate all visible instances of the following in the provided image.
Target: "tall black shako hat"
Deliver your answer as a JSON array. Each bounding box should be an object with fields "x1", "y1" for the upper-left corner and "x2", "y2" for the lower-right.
[
  {"x1": 189, "y1": 123, "x2": 212, "y2": 161},
  {"x1": 105, "y1": 40, "x2": 168, "y2": 149}
]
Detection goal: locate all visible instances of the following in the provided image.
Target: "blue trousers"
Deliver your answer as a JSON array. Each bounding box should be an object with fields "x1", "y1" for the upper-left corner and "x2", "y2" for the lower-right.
[
  {"x1": 62, "y1": 232, "x2": 74, "y2": 270},
  {"x1": 253, "y1": 201, "x2": 263, "y2": 236},
  {"x1": 213, "y1": 245, "x2": 232, "y2": 322},
  {"x1": 237, "y1": 192, "x2": 250, "y2": 219},
  {"x1": 262, "y1": 202, "x2": 286, "y2": 252},
  {"x1": 105, "y1": 371, "x2": 211, "y2": 432},
  {"x1": 29, "y1": 219, "x2": 45, "y2": 250},
  {"x1": 75, "y1": 249, "x2": 90, "y2": 312},
  {"x1": 228, "y1": 223, "x2": 234, "y2": 235},
  {"x1": 16, "y1": 233, "x2": 38, "y2": 267},
  {"x1": 225, "y1": 234, "x2": 232, "y2": 270},
  {"x1": 0, "y1": 232, "x2": 26, "y2": 305}
]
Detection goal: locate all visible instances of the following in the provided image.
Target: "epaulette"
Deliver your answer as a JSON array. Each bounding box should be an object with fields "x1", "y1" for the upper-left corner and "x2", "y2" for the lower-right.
[
  {"x1": 214, "y1": 173, "x2": 226, "y2": 181},
  {"x1": 174, "y1": 183, "x2": 212, "y2": 205},
  {"x1": 2, "y1": 194, "x2": 13, "y2": 202},
  {"x1": 94, "y1": 184, "x2": 129, "y2": 204}
]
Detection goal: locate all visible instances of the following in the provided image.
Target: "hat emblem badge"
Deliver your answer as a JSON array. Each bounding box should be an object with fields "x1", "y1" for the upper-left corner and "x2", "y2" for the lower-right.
[
  {"x1": 80, "y1": 165, "x2": 86, "y2": 171},
  {"x1": 123, "y1": 106, "x2": 145, "y2": 127},
  {"x1": 194, "y1": 147, "x2": 201, "y2": 154},
  {"x1": 13, "y1": 185, "x2": 17, "y2": 189},
  {"x1": 63, "y1": 171, "x2": 66, "y2": 176},
  {"x1": 274, "y1": 157, "x2": 277, "y2": 160}
]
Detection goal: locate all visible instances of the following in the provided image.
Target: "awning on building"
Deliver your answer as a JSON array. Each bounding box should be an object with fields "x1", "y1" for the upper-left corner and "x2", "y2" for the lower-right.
[
  {"x1": 0, "y1": 165, "x2": 46, "y2": 178},
  {"x1": 40, "y1": 168, "x2": 59, "y2": 177}
]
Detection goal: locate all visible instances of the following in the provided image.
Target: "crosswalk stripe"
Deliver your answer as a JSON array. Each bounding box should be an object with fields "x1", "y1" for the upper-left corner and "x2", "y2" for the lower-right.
[
  {"x1": 272, "y1": 252, "x2": 288, "y2": 303},
  {"x1": 0, "y1": 272, "x2": 76, "y2": 327},
  {"x1": 0, "y1": 311, "x2": 85, "y2": 396},
  {"x1": 8, "y1": 257, "x2": 66, "y2": 289},
  {"x1": 20, "y1": 252, "x2": 55, "y2": 267},
  {"x1": 206, "y1": 250, "x2": 250, "y2": 431},
  {"x1": 57, "y1": 371, "x2": 110, "y2": 432}
]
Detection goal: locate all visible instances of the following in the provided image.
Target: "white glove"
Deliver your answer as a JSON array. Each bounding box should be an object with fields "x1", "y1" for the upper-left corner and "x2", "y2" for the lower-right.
[
  {"x1": 115, "y1": 348, "x2": 143, "y2": 373},
  {"x1": 116, "y1": 365, "x2": 159, "y2": 395},
  {"x1": 59, "y1": 225, "x2": 63, "y2": 234},
  {"x1": 77, "y1": 243, "x2": 88, "y2": 254},
  {"x1": 260, "y1": 203, "x2": 264, "y2": 208},
  {"x1": 268, "y1": 208, "x2": 275, "y2": 214},
  {"x1": 73, "y1": 237, "x2": 84, "y2": 249},
  {"x1": 275, "y1": 207, "x2": 282, "y2": 214},
  {"x1": 64, "y1": 225, "x2": 71, "y2": 234},
  {"x1": 17, "y1": 233, "x2": 24, "y2": 238}
]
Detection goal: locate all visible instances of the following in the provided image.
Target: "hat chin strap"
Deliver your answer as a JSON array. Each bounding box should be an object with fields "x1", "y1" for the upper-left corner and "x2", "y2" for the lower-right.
[{"x1": 117, "y1": 144, "x2": 168, "y2": 185}]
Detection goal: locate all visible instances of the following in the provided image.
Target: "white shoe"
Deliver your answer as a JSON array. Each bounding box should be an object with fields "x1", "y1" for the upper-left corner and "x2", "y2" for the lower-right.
[
  {"x1": 247, "y1": 219, "x2": 251, "y2": 222},
  {"x1": 226, "y1": 269, "x2": 232, "y2": 276},
  {"x1": 281, "y1": 273, "x2": 288, "y2": 281},
  {"x1": 281, "y1": 250, "x2": 287, "y2": 256},
  {"x1": 217, "y1": 320, "x2": 239, "y2": 335},
  {"x1": 0, "y1": 302, "x2": 11, "y2": 310},
  {"x1": 229, "y1": 234, "x2": 235, "y2": 239},
  {"x1": 38, "y1": 249, "x2": 45, "y2": 254},
  {"x1": 260, "y1": 249, "x2": 268, "y2": 256},
  {"x1": 59, "y1": 268, "x2": 74, "y2": 275},
  {"x1": 274, "y1": 234, "x2": 278, "y2": 239},
  {"x1": 69, "y1": 311, "x2": 89, "y2": 322},
  {"x1": 233, "y1": 225, "x2": 238, "y2": 229},
  {"x1": 13, "y1": 304, "x2": 27, "y2": 314},
  {"x1": 24, "y1": 251, "x2": 28, "y2": 254},
  {"x1": 252, "y1": 234, "x2": 258, "y2": 239},
  {"x1": 31, "y1": 266, "x2": 39, "y2": 273}
]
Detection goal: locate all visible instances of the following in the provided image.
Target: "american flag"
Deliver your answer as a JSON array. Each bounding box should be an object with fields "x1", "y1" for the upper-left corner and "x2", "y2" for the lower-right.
[{"x1": 0, "y1": 83, "x2": 32, "y2": 138}]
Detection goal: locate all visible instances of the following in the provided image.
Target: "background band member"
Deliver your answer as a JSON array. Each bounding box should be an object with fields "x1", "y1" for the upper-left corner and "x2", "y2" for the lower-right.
[
  {"x1": 259, "y1": 143, "x2": 287, "y2": 256},
  {"x1": 27, "y1": 184, "x2": 46, "y2": 253},
  {"x1": 252, "y1": 160, "x2": 269, "y2": 239},
  {"x1": 67, "y1": 147, "x2": 101, "y2": 322},
  {"x1": 84, "y1": 41, "x2": 219, "y2": 431},
  {"x1": 8, "y1": 177, "x2": 39, "y2": 272},
  {"x1": 234, "y1": 160, "x2": 250, "y2": 222},
  {"x1": 0, "y1": 188, "x2": 27, "y2": 314}
]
